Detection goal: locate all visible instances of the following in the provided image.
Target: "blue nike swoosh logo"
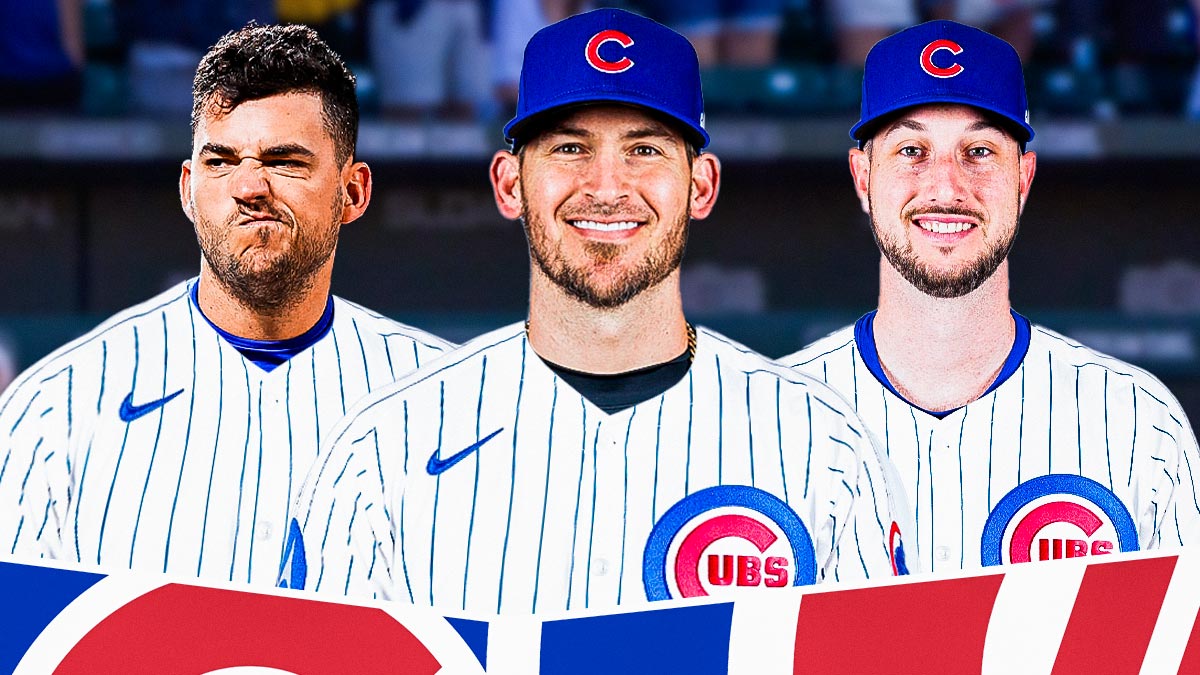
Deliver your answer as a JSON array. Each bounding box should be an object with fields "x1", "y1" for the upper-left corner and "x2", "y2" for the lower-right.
[
  {"x1": 426, "y1": 427, "x2": 504, "y2": 476},
  {"x1": 119, "y1": 388, "x2": 185, "y2": 422}
]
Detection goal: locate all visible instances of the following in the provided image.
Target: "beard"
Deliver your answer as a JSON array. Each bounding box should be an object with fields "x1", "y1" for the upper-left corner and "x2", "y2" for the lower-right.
[
  {"x1": 523, "y1": 200, "x2": 690, "y2": 309},
  {"x1": 869, "y1": 201, "x2": 1018, "y2": 299},
  {"x1": 194, "y1": 189, "x2": 341, "y2": 314}
]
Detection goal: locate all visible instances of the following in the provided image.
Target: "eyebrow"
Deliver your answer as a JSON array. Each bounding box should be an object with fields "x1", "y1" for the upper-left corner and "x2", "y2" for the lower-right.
[
  {"x1": 879, "y1": 117, "x2": 1009, "y2": 140},
  {"x1": 198, "y1": 143, "x2": 237, "y2": 157},
  {"x1": 966, "y1": 120, "x2": 1007, "y2": 135},
  {"x1": 198, "y1": 142, "x2": 316, "y2": 159},
  {"x1": 623, "y1": 124, "x2": 681, "y2": 143},
  {"x1": 260, "y1": 143, "x2": 317, "y2": 159},
  {"x1": 878, "y1": 119, "x2": 926, "y2": 140},
  {"x1": 542, "y1": 123, "x2": 680, "y2": 143}
]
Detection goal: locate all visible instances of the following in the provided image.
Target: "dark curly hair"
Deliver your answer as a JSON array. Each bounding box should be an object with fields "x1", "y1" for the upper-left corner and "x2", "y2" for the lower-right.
[{"x1": 191, "y1": 23, "x2": 359, "y2": 165}]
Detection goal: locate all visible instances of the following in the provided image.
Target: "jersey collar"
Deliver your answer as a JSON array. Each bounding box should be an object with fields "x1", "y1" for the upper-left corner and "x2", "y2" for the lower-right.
[
  {"x1": 854, "y1": 308, "x2": 1031, "y2": 418},
  {"x1": 190, "y1": 280, "x2": 335, "y2": 372}
]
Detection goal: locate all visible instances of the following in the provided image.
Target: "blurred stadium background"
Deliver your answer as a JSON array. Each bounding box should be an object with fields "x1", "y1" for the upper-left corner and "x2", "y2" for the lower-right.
[{"x1": 1, "y1": 0, "x2": 1198, "y2": 421}]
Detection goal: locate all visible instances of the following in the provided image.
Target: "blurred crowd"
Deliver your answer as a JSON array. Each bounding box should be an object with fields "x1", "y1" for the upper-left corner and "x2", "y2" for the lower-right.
[{"x1": 2, "y1": 0, "x2": 1199, "y2": 121}]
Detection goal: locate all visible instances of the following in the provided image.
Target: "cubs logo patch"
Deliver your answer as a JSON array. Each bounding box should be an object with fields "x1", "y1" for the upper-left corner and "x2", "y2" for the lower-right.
[
  {"x1": 981, "y1": 475, "x2": 1138, "y2": 566},
  {"x1": 920, "y1": 38, "x2": 964, "y2": 78},
  {"x1": 585, "y1": 29, "x2": 635, "y2": 73},
  {"x1": 643, "y1": 486, "x2": 816, "y2": 601}
]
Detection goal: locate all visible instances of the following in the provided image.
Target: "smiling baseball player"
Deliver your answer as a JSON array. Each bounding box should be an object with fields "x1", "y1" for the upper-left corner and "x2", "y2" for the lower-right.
[
  {"x1": 0, "y1": 24, "x2": 450, "y2": 586},
  {"x1": 781, "y1": 21, "x2": 1200, "y2": 572},
  {"x1": 280, "y1": 8, "x2": 909, "y2": 612}
]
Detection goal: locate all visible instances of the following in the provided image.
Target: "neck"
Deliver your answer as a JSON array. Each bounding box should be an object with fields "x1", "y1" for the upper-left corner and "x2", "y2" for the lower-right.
[
  {"x1": 196, "y1": 263, "x2": 333, "y2": 340},
  {"x1": 873, "y1": 257, "x2": 1014, "y2": 411},
  {"x1": 527, "y1": 267, "x2": 689, "y2": 374}
]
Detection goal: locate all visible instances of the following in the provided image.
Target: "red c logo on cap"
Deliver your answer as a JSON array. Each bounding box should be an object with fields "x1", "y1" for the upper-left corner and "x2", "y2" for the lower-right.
[
  {"x1": 586, "y1": 29, "x2": 635, "y2": 73},
  {"x1": 920, "y1": 39, "x2": 965, "y2": 78}
]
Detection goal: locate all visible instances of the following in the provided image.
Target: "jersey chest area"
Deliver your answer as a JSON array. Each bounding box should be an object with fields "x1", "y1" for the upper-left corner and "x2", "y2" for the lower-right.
[
  {"x1": 58, "y1": 349, "x2": 377, "y2": 584},
  {"x1": 387, "y1": 391, "x2": 848, "y2": 614},
  {"x1": 847, "y1": 361, "x2": 1163, "y2": 572}
]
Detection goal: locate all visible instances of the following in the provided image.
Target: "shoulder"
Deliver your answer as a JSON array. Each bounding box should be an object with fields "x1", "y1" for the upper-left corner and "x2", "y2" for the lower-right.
[
  {"x1": 777, "y1": 323, "x2": 857, "y2": 370},
  {"x1": 0, "y1": 281, "x2": 194, "y2": 413},
  {"x1": 1029, "y1": 323, "x2": 1191, "y2": 423},
  {"x1": 1030, "y1": 323, "x2": 1173, "y2": 386},
  {"x1": 322, "y1": 323, "x2": 527, "y2": 444},
  {"x1": 330, "y1": 296, "x2": 455, "y2": 353},
  {"x1": 696, "y1": 326, "x2": 866, "y2": 429}
]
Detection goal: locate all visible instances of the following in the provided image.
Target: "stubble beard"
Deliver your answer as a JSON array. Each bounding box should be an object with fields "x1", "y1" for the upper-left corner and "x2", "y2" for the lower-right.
[
  {"x1": 523, "y1": 202, "x2": 690, "y2": 310},
  {"x1": 869, "y1": 197, "x2": 1018, "y2": 299},
  {"x1": 195, "y1": 189, "x2": 342, "y2": 314}
]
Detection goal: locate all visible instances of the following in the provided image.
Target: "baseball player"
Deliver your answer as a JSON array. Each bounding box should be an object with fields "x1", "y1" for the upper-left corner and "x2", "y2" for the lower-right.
[
  {"x1": 782, "y1": 21, "x2": 1200, "y2": 572},
  {"x1": 0, "y1": 24, "x2": 451, "y2": 586},
  {"x1": 280, "y1": 8, "x2": 909, "y2": 614}
]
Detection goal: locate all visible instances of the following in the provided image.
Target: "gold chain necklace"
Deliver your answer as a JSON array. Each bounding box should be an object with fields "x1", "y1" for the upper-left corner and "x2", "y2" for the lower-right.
[{"x1": 525, "y1": 321, "x2": 697, "y2": 363}]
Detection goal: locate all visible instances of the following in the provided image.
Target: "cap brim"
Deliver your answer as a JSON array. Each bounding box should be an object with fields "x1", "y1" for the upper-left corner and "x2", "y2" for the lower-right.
[
  {"x1": 851, "y1": 95, "x2": 1035, "y2": 143},
  {"x1": 505, "y1": 93, "x2": 710, "y2": 149}
]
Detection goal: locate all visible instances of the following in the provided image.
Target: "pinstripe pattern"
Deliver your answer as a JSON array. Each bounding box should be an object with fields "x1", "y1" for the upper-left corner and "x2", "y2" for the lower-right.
[
  {"x1": 783, "y1": 321, "x2": 1200, "y2": 572},
  {"x1": 0, "y1": 279, "x2": 450, "y2": 586},
  {"x1": 291, "y1": 323, "x2": 900, "y2": 613}
]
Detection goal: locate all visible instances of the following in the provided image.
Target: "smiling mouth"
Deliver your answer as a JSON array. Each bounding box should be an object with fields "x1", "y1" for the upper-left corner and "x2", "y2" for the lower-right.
[
  {"x1": 569, "y1": 219, "x2": 642, "y2": 232},
  {"x1": 914, "y1": 219, "x2": 976, "y2": 234}
]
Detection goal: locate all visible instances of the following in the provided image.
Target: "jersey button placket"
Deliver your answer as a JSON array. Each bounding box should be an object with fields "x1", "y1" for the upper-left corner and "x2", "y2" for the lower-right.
[
  {"x1": 928, "y1": 425, "x2": 963, "y2": 572},
  {"x1": 587, "y1": 419, "x2": 624, "y2": 603}
]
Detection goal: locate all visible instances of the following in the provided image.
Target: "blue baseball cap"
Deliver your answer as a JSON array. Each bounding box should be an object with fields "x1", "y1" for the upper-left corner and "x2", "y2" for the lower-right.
[
  {"x1": 504, "y1": 8, "x2": 709, "y2": 149},
  {"x1": 852, "y1": 20, "x2": 1034, "y2": 143}
]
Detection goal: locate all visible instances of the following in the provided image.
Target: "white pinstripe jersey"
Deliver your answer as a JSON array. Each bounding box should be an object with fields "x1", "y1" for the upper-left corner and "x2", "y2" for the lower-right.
[
  {"x1": 782, "y1": 312, "x2": 1200, "y2": 573},
  {"x1": 284, "y1": 322, "x2": 904, "y2": 614},
  {"x1": 0, "y1": 279, "x2": 451, "y2": 586}
]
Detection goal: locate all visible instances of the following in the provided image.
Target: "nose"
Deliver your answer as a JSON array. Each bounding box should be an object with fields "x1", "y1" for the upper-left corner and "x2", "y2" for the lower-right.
[
  {"x1": 581, "y1": 147, "x2": 630, "y2": 206},
  {"x1": 231, "y1": 160, "x2": 271, "y2": 204},
  {"x1": 924, "y1": 152, "x2": 968, "y2": 204}
]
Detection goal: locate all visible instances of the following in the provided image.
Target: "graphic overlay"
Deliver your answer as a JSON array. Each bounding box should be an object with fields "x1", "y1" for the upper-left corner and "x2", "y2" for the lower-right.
[
  {"x1": 2, "y1": 561, "x2": 486, "y2": 674},
  {"x1": 52, "y1": 585, "x2": 442, "y2": 674},
  {"x1": 981, "y1": 475, "x2": 1139, "y2": 566},
  {"x1": 643, "y1": 486, "x2": 816, "y2": 601},
  {"x1": 5, "y1": 551, "x2": 1200, "y2": 672}
]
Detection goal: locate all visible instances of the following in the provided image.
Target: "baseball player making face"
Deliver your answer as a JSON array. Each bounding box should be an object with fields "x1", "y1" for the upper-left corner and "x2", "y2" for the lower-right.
[
  {"x1": 783, "y1": 21, "x2": 1200, "y2": 572},
  {"x1": 281, "y1": 8, "x2": 907, "y2": 612},
  {"x1": 0, "y1": 24, "x2": 450, "y2": 586}
]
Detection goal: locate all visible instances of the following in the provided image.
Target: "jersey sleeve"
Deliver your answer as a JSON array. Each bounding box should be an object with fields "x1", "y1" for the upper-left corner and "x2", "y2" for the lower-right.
[
  {"x1": 865, "y1": 425, "x2": 920, "y2": 574},
  {"x1": 824, "y1": 414, "x2": 910, "y2": 583},
  {"x1": 1159, "y1": 398, "x2": 1200, "y2": 548},
  {"x1": 0, "y1": 368, "x2": 75, "y2": 561},
  {"x1": 283, "y1": 412, "x2": 404, "y2": 602}
]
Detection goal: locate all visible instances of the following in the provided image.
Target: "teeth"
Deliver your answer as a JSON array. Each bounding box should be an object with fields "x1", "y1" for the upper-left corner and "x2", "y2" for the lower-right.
[
  {"x1": 571, "y1": 220, "x2": 640, "y2": 232},
  {"x1": 918, "y1": 220, "x2": 974, "y2": 234}
]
